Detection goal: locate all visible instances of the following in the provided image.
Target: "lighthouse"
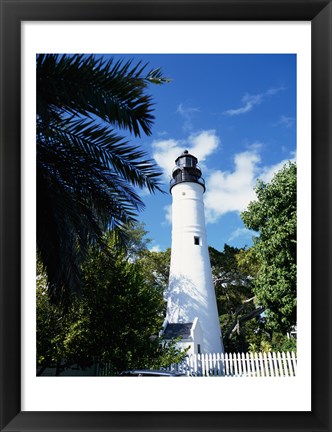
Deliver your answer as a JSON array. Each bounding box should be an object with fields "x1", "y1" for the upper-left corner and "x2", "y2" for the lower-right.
[{"x1": 162, "y1": 150, "x2": 224, "y2": 355}]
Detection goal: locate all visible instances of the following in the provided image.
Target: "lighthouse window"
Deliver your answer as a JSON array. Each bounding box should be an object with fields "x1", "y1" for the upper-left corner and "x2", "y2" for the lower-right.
[{"x1": 194, "y1": 236, "x2": 200, "y2": 245}]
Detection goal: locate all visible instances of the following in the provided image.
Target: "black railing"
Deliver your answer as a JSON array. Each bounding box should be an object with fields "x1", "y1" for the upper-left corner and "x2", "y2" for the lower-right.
[{"x1": 170, "y1": 174, "x2": 205, "y2": 191}]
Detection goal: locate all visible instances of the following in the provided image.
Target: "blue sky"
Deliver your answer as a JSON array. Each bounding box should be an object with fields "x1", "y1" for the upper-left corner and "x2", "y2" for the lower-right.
[{"x1": 108, "y1": 54, "x2": 296, "y2": 252}]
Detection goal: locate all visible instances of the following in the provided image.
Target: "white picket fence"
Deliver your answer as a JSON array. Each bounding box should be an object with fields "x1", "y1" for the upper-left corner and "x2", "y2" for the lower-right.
[{"x1": 167, "y1": 351, "x2": 297, "y2": 377}]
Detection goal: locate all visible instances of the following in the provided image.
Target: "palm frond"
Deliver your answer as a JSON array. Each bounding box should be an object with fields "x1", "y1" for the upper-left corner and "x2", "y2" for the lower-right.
[
  {"x1": 37, "y1": 53, "x2": 169, "y2": 306},
  {"x1": 37, "y1": 54, "x2": 170, "y2": 137}
]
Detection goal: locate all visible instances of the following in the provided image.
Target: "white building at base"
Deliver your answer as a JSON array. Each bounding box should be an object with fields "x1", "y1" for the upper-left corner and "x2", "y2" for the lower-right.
[{"x1": 162, "y1": 150, "x2": 224, "y2": 355}]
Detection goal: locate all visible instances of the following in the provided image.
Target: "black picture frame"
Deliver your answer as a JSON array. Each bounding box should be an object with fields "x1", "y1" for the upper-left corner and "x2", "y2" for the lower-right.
[{"x1": 1, "y1": 1, "x2": 331, "y2": 431}]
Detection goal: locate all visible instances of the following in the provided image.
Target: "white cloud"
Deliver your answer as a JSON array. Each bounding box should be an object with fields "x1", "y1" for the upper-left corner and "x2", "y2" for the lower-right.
[
  {"x1": 258, "y1": 156, "x2": 296, "y2": 184},
  {"x1": 152, "y1": 130, "x2": 220, "y2": 181},
  {"x1": 204, "y1": 149, "x2": 260, "y2": 223},
  {"x1": 176, "y1": 103, "x2": 200, "y2": 131},
  {"x1": 204, "y1": 149, "x2": 295, "y2": 224},
  {"x1": 266, "y1": 87, "x2": 284, "y2": 96},
  {"x1": 224, "y1": 87, "x2": 284, "y2": 116},
  {"x1": 228, "y1": 227, "x2": 257, "y2": 242},
  {"x1": 157, "y1": 130, "x2": 169, "y2": 137},
  {"x1": 190, "y1": 130, "x2": 219, "y2": 162},
  {"x1": 224, "y1": 94, "x2": 263, "y2": 116},
  {"x1": 152, "y1": 138, "x2": 181, "y2": 180},
  {"x1": 149, "y1": 244, "x2": 162, "y2": 253},
  {"x1": 277, "y1": 115, "x2": 295, "y2": 129},
  {"x1": 152, "y1": 129, "x2": 295, "y2": 227},
  {"x1": 163, "y1": 204, "x2": 172, "y2": 225}
]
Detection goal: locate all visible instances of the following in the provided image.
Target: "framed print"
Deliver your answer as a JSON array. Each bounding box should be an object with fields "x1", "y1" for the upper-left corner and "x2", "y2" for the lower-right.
[{"x1": 1, "y1": 0, "x2": 331, "y2": 431}]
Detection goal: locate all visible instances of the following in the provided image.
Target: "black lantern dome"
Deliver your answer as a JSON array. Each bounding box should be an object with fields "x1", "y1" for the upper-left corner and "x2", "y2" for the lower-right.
[{"x1": 170, "y1": 150, "x2": 205, "y2": 192}]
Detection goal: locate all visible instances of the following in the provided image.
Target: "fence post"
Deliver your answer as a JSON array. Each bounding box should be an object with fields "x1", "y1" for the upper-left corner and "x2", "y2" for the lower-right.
[
  {"x1": 220, "y1": 352, "x2": 225, "y2": 376},
  {"x1": 272, "y1": 351, "x2": 278, "y2": 377},
  {"x1": 263, "y1": 352, "x2": 269, "y2": 376},
  {"x1": 268, "y1": 352, "x2": 274, "y2": 377},
  {"x1": 231, "y1": 353, "x2": 236, "y2": 376},
  {"x1": 237, "y1": 353, "x2": 242, "y2": 376},
  {"x1": 254, "y1": 352, "x2": 260, "y2": 377},
  {"x1": 212, "y1": 353, "x2": 217, "y2": 376},
  {"x1": 276, "y1": 352, "x2": 283, "y2": 376},
  {"x1": 281, "y1": 352, "x2": 289, "y2": 377},
  {"x1": 230, "y1": 353, "x2": 235, "y2": 376},
  {"x1": 208, "y1": 353, "x2": 213, "y2": 376},
  {"x1": 204, "y1": 353, "x2": 209, "y2": 377},
  {"x1": 245, "y1": 352, "x2": 251, "y2": 377},
  {"x1": 291, "y1": 351, "x2": 297, "y2": 376},
  {"x1": 240, "y1": 352, "x2": 246, "y2": 377},
  {"x1": 286, "y1": 352, "x2": 294, "y2": 377},
  {"x1": 258, "y1": 352, "x2": 265, "y2": 377},
  {"x1": 224, "y1": 352, "x2": 229, "y2": 376},
  {"x1": 197, "y1": 353, "x2": 202, "y2": 376}
]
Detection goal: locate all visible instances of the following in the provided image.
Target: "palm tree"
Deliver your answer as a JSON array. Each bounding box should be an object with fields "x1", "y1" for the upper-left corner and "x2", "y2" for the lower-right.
[{"x1": 37, "y1": 54, "x2": 168, "y2": 306}]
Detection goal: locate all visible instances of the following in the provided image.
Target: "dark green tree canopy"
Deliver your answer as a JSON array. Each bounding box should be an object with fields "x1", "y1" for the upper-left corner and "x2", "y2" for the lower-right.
[
  {"x1": 241, "y1": 162, "x2": 297, "y2": 333},
  {"x1": 37, "y1": 54, "x2": 169, "y2": 305},
  {"x1": 37, "y1": 233, "x2": 186, "y2": 375},
  {"x1": 209, "y1": 245, "x2": 262, "y2": 352}
]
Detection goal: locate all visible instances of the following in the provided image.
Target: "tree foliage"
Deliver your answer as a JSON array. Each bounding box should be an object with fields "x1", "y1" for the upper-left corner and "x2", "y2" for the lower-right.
[
  {"x1": 80, "y1": 234, "x2": 167, "y2": 373},
  {"x1": 241, "y1": 162, "x2": 297, "y2": 333},
  {"x1": 37, "y1": 232, "x2": 185, "y2": 375},
  {"x1": 138, "y1": 248, "x2": 171, "y2": 294},
  {"x1": 210, "y1": 242, "x2": 296, "y2": 353},
  {"x1": 37, "y1": 54, "x2": 169, "y2": 306},
  {"x1": 209, "y1": 245, "x2": 263, "y2": 352}
]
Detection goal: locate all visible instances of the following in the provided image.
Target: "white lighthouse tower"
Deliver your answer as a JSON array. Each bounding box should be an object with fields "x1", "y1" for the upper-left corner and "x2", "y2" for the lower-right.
[{"x1": 162, "y1": 150, "x2": 224, "y2": 355}]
